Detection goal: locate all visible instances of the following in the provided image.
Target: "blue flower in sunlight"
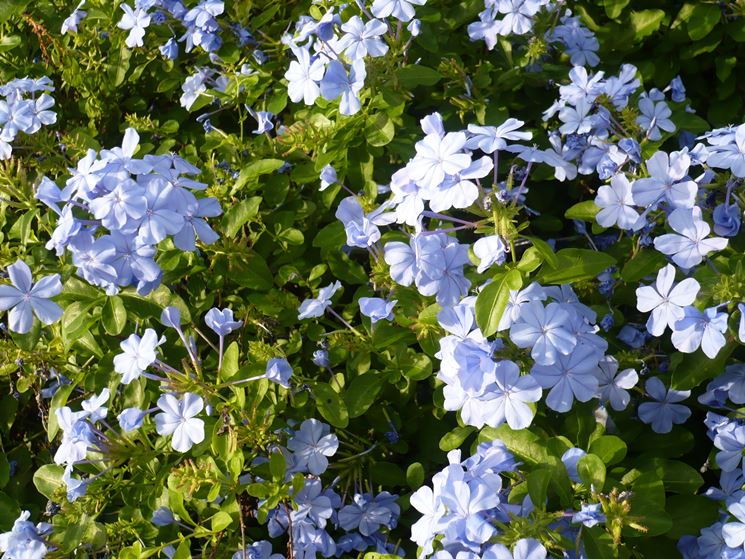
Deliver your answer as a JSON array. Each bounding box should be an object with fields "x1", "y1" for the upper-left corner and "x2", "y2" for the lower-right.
[
  {"x1": 0, "y1": 259, "x2": 63, "y2": 334},
  {"x1": 287, "y1": 418, "x2": 339, "y2": 475},
  {"x1": 635, "y1": 263, "x2": 700, "y2": 337},
  {"x1": 531, "y1": 343, "x2": 600, "y2": 413},
  {"x1": 205, "y1": 307, "x2": 242, "y2": 336},
  {"x1": 154, "y1": 392, "x2": 205, "y2": 452},
  {"x1": 654, "y1": 207, "x2": 728, "y2": 269},
  {"x1": 637, "y1": 377, "x2": 691, "y2": 434},
  {"x1": 509, "y1": 302, "x2": 576, "y2": 366},
  {"x1": 298, "y1": 281, "x2": 342, "y2": 320},
  {"x1": 265, "y1": 357, "x2": 292, "y2": 389},
  {"x1": 113, "y1": 328, "x2": 164, "y2": 384},
  {"x1": 61, "y1": 0, "x2": 87, "y2": 35},
  {"x1": 320, "y1": 59, "x2": 366, "y2": 116},
  {"x1": 572, "y1": 503, "x2": 605, "y2": 527},
  {"x1": 483, "y1": 538, "x2": 547, "y2": 559},
  {"x1": 359, "y1": 297, "x2": 396, "y2": 323},
  {"x1": 371, "y1": 0, "x2": 426, "y2": 22},
  {"x1": 117, "y1": 4, "x2": 151, "y2": 48}
]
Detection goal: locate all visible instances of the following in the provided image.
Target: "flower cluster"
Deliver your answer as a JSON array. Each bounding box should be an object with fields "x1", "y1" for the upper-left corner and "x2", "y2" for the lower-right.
[
  {"x1": 113, "y1": 0, "x2": 230, "y2": 55},
  {"x1": 283, "y1": 0, "x2": 424, "y2": 115},
  {"x1": 38, "y1": 128, "x2": 222, "y2": 295},
  {"x1": 262, "y1": 419, "x2": 402, "y2": 559},
  {"x1": 0, "y1": 76, "x2": 56, "y2": 159},
  {"x1": 468, "y1": 1, "x2": 599, "y2": 68}
]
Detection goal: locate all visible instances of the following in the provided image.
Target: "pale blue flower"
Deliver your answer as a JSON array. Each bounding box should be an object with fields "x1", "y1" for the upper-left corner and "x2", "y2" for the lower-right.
[
  {"x1": 319, "y1": 59, "x2": 366, "y2": 116},
  {"x1": 285, "y1": 46, "x2": 325, "y2": 105},
  {"x1": 154, "y1": 392, "x2": 205, "y2": 452},
  {"x1": 408, "y1": 131, "x2": 471, "y2": 190},
  {"x1": 117, "y1": 4, "x2": 151, "y2": 48},
  {"x1": 638, "y1": 377, "x2": 691, "y2": 434},
  {"x1": 483, "y1": 538, "x2": 547, "y2": 559},
  {"x1": 0, "y1": 260, "x2": 63, "y2": 334},
  {"x1": 338, "y1": 16, "x2": 388, "y2": 60},
  {"x1": 359, "y1": 297, "x2": 396, "y2": 323},
  {"x1": 61, "y1": 0, "x2": 87, "y2": 34},
  {"x1": 113, "y1": 328, "x2": 164, "y2": 384},
  {"x1": 671, "y1": 306, "x2": 728, "y2": 358},
  {"x1": 466, "y1": 118, "x2": 531, "y2": 154},
  {"x1": 265, "y1": 357, "x2": 292, "y2": 388},
  {"x1": 0, "y1": 511, "x2": 49, "y2": 559},
  {"x1": 572, "y1": 503, "x2": 605, "y2": 527},
  {"x1": 723, "y1": 499, "x2": 745, "y2": 549},
  {"x1": 371, "y1": 0, "x2": 426, "y2": 22},
  {"x1": 287, "y1": 419, "x2": 338, "y2": 475},
  {"x1": 561, "y1": 448, "x2": 586, "y2": 483},
  {"x1": 485, "y1": 360, "x2": 541, "y2": 429},
  {"x1": 205, "y1": 307, "x2": 242, "y2": 336},
  {"x1": 118, "y1": 407, "x2": 147, "y2": 432},
  {"x1": 636, "y1": 96, "x2": 675, "y2": 141},
  {"x1": 509, "y1": 301, "x2": 577, "y2": 366},
  {"x1": 473, "y1": 235, "x2": 507, "y2": 273},
  {"x1": 531, "y1": 343, "x2": 600, "y2": 412},
  {"x1": 631, "y1": 150, "x2": 697, "y2": 209},
  {"x1": 595, "y1": 356, "x2": 638, "y2": 411},
  {"x1": 635, "y1": 263, "x2": 700, "y2": 337},
  {"x1": 298, "y1": 281, "x2": 342, "y2": 320},
  {"x1": 594, "y1": 174, "x2": 640, "y2": 230},
  {"x1": 319, "y1": 164, "x2": 337, "y2": 191},
  {"x1": 654, "y1": 207, "x2": 728, "y2": 269}
]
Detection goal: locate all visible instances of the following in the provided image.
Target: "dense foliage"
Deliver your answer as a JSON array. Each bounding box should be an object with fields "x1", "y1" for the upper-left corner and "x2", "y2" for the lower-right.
[{"x1": 2, "y1": 1, "x2": 745, "y2": 558}]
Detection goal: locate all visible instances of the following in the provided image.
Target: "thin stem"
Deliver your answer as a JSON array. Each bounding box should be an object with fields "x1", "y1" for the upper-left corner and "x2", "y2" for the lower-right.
[
  {"x1": 217, "y1": 335, "x2": 224, "y2": 373},
  {"x1": 421, "y1": 210, "x2": 476, "y2": 226},
  {"x1": 326, "y1": 308, "x2": 365, "y2": 338}
]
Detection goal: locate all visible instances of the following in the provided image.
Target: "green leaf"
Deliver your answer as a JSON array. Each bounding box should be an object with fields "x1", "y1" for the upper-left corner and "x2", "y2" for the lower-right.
[
  {"x1": 313, "y1": 222, "x2": 346, "y2": 250},
  {"x1": 406, "y1": 462, "x2": 425, "y2": 489},
  {"x1": 101, "y1": 296, "x2": 127, "y2": 336},
  {"x1": 221, "y1": 196, "x2": 262, "y2": 238},
  {"x1": 479, "y1": 425, "x2": 549, "y2": 466},
  {"x1": 210, "y1": 511, "x2": 232, "y2": 532},
  {"x1": 0, "y1": 35, "x2": 20, "y2": 52},
  {"x1": 173, "y1": 540, "x2": 191, "y2": 559},
  {"x1": 686, "y1": 4, "x2": 720, "y2": 40},
  {"x1": 344, "y1": 373, "x2": 384, "y2": 418},
  {"x1": 365, "y1": 113, "x2": 395, "y2": 147},
  {"x1": 639, "y1": 458, "x2": 703, "y2": 494},
  {"x1": 523, "y1": 236, "x2": 559, "y2": 268},
  {"x1": 233, "y1": 160, "x2": 284, "y2": 193},
  {"x1": 221, "y1": 342, "x2": 240, "y2": 380},
  {"x1": 314, "y1": 383, "x2": 349, "y2": 428},
  {"x1": 527, "y1": 466, "x2": 552, "y2": 508},
  {"x1": 620, "y1": 250, "x2": 666, "y2": 282},
  {"x1": 588, "y1": 436, "x2": 627, "y2": 465},
  {"x1": 630, "y1": 9, "x2": 666, "y2": 40},
  {"x1": 665, "y1": 495, "x2": 719, "y2": 539},
  {"x1": 33, "y1": 464, "x2": 64, "y2": 500},
  {"x1": 229, "y1": 251, "x2": 274, "y2": 291},
  {"x1": 602, "y1": 0, "x2": 630, "y2": 19},
  {"x1": 584, "y1": 527, "x2": 617, "y2": 559},
  {"x1": 474, "y1": 269, "x2": 522, "y2": 337},
  {"x1": 439, "y1": 426, "x2": 475, "y2": 451},
  {"x1": 269, "y1": 449, "x2": 286, "y2": 482},
  {"x1": 564, "y1": 200, "x2": 600, "y2": 221},
  {"x1": 577, "y1": 454, "x2": 606, "y2": 490},
  {"x1": 62, "y1": 300, "x2": 97, "y2": 341},
  {"x1": 671, "y1": 342, "x2": 735, "y2": 389},
  {"x1": 537, "y1": 249, "x2": 616, "y2": 285},
  {"x1": 0, "y1": 0, "x2": 29, "y2": 23},
  {"x1": 396, "y1": 65, "x2": 443, "y2": 88}
]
